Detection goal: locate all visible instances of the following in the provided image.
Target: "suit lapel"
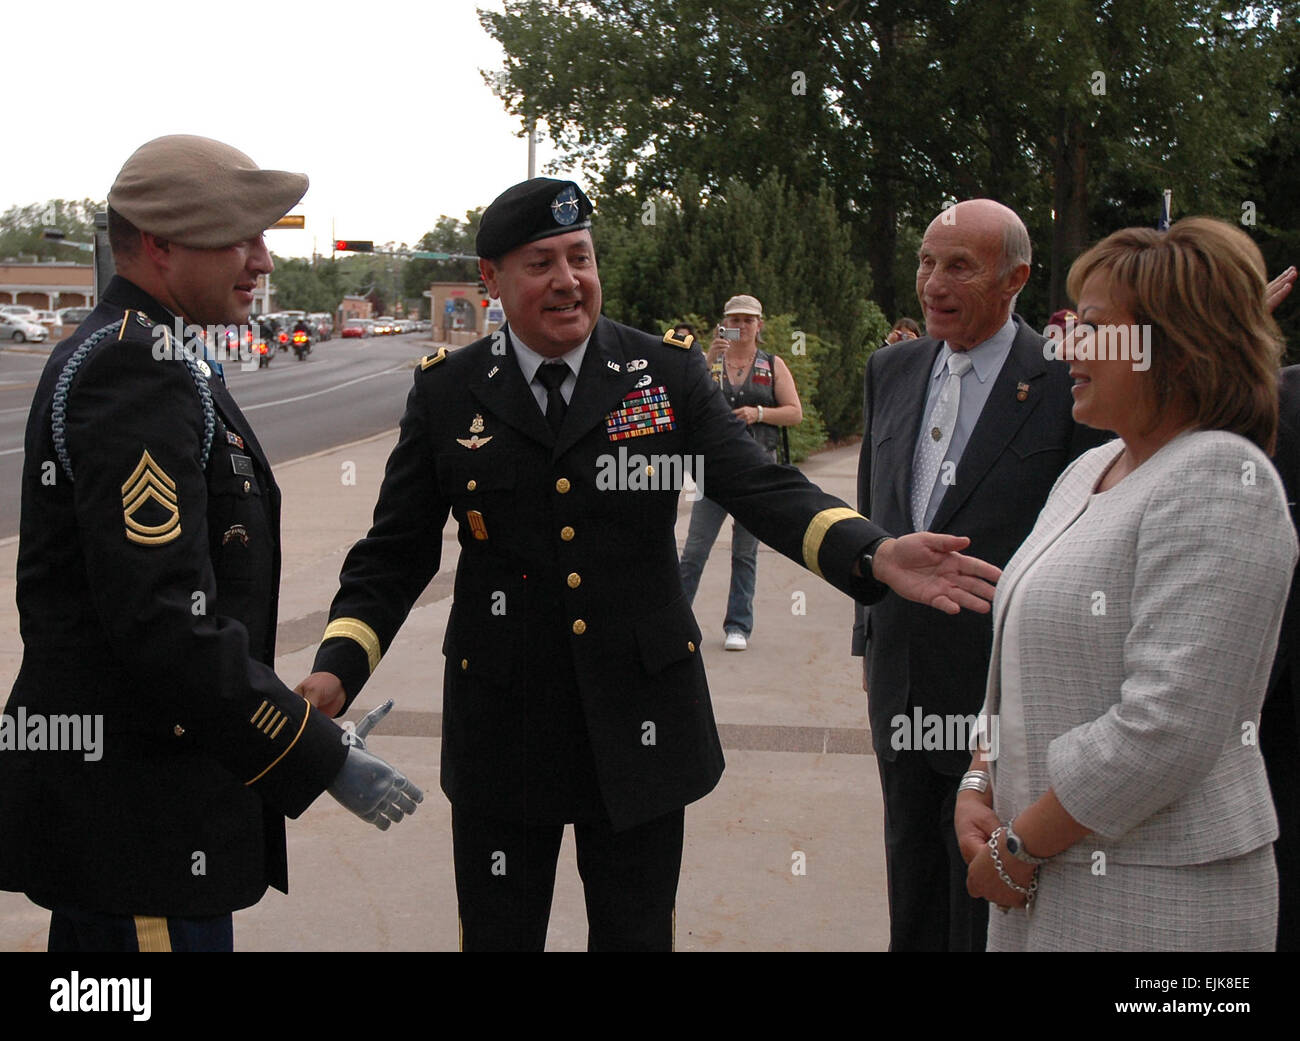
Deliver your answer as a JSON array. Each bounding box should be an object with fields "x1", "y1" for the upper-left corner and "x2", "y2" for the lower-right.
[
  {"x1": 554, "y1": 318, "x2": 639, "y2": 459},
  {"x1": 930, "y1": 321, "x2": 1048, "y2": 532},
  {"x1": 466, "y1": 325, "x2": 555, "y2": 449},
  {"x1": 880, "y1": 340, "x2": 943, "y2": 530}
]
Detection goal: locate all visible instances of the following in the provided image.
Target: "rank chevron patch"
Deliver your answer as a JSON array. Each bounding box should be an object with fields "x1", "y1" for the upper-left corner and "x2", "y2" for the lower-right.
[{"x1": 121, "y1": 449, "x2": 181, "y2": 546}]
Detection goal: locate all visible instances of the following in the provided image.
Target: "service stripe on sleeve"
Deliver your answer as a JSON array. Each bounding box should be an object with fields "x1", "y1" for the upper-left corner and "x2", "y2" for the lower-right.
[{"x1": 801, "y1": 507, "x2": 863, "y2": 579}]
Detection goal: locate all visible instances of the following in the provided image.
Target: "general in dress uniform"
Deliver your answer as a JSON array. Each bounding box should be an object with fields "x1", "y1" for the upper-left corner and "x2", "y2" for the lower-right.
[
  {"x1": 299, "y1": 178, "x2": 998, "y2": 951},
  {"x1": 0, "y1": 136, "x2": 418, "y2": 953}
]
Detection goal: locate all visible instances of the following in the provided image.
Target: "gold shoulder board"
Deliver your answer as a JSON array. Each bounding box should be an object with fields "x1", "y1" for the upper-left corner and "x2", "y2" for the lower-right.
[{"x1": 662, "y1": 330, "x2": 694, "y2": 350}]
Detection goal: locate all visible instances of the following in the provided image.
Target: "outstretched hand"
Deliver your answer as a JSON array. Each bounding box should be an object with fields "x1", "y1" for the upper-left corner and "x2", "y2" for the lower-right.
[
  {"x1": 870, "y1": 533, "x2": 1000, "y2": 614},
  {"x1": 328, "y1": 700, "x2": 424, "y2": 831}
]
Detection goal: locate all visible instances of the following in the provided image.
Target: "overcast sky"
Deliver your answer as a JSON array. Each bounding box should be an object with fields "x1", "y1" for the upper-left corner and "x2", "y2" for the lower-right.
[{"x1": 4, "y1": 0, "x2": 558, "y2": 257}]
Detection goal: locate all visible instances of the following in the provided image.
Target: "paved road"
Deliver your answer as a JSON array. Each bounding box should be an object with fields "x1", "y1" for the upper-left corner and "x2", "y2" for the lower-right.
[{"x1": 0, "y1": 332, "x2": 432, "y2": 538}]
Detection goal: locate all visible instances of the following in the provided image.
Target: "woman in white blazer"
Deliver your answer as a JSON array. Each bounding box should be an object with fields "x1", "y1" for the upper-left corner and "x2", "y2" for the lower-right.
[{"x1": 955, "y1": 217, "x2": 1298, "y2": 951}]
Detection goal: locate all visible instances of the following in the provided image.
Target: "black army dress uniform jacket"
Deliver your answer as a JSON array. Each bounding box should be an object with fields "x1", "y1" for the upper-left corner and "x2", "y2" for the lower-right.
[
  {"x1": 0, "y1": 277, "x2": 346, "y2": 917},
  {"x1": 314, "y1": 318, "x2": 890, "y2": 831}
]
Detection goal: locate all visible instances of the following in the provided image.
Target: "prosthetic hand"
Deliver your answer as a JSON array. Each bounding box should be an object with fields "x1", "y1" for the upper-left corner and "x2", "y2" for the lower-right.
[{"x1": 328, "y1": 700, "x2": 424, "y2": 830}]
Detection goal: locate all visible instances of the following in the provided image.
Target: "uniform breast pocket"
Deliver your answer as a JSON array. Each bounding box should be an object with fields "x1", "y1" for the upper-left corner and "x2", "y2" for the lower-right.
[{"x1": 436, "y1": 454, "x2": 518, "y2": 538}]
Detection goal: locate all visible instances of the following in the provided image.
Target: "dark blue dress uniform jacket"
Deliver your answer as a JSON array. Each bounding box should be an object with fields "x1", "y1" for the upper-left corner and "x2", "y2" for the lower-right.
[
  {"x1": 313, "y1": 318, "x2": 890, "y2": 831},
  {"x1": 0, "y1": 277, "x2": 347, "y2": 917}
]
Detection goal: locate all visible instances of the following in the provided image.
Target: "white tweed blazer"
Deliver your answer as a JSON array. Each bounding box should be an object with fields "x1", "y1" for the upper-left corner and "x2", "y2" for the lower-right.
[{"x1": 983, "y1": 430, "x2": 1298, "y2": 866}]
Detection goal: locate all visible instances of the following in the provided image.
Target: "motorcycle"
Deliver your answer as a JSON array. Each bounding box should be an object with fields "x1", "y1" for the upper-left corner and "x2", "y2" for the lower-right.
[
  {"x1": 292, "y1": 329, "x2": 312, "y2": 361},
  {"x1": 255, "y1": 337, "x2": 272, "y2": 368}
]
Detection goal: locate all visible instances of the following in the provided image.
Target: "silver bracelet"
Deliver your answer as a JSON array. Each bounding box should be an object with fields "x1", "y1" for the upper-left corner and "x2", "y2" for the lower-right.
[
  {"x1": 988, "y1": 826, "x2": 1038, "y2": 913},
  {"x1": 957, "y1": 770, "x2": 990, "y2": 794},
  {"x1": 757, "y1": 405, "x2": 764, "y2": 423}
]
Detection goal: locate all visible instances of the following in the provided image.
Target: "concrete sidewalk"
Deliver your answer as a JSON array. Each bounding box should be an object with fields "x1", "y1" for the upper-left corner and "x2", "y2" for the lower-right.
[{"x1": 0, "y1": 433, "x2": 890, "y2": 951}]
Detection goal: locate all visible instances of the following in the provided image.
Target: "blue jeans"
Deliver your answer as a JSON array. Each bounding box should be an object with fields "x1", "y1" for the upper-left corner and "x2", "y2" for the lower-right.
[{"x1": 678, "y1": 494, "x2": 758, "y2": 637}]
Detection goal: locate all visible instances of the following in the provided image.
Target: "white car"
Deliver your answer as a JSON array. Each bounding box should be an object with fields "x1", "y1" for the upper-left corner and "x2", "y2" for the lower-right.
[
  {"x1": 1, "y1": 305, "x2": 41, "y2": 323},
  {"x1": 34, "y1": 310, "x2": 61, "y2": 328},
  {"x1": 1, "y1": 314, "x2": 50, "y2": 343}
]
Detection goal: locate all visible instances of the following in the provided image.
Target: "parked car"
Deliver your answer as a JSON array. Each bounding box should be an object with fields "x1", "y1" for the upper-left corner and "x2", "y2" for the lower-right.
[
  {"x1": 341, "y1": 319, "x2": 373, "y2": 339},
  {"x1": 1, "y1": 314, "x2": 50, "y2": 343},
  {"x1": 59, "y1": 307, "x2": 93, "y2": 326},
  {"x1": 1, "y1": 305, "x2": 41, "y2": 323},
  {"x1": 33, "y1": 310, "x2": 61, "y2": 328}
]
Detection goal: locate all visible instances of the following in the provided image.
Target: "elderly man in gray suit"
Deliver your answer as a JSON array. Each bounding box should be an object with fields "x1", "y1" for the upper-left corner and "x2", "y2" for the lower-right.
[{"x1": 853, "y1": 199, "x2": 1109, "y2": 951}]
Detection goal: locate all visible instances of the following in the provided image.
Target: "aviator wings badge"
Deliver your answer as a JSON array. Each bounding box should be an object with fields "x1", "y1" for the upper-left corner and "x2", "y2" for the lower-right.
[{"x1": 456, "y1": 413, "x2": 494, "y2": 450}]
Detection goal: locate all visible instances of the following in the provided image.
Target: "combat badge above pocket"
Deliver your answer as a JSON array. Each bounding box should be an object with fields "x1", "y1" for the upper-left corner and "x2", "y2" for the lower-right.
[{"x1": 121, "y1": 449, "x2": 180, "y2": 546}]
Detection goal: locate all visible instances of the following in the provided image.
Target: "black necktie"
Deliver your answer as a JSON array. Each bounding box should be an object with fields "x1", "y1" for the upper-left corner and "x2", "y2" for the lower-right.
[{"x1": 536, "y1": 362, "x2": 569, "y2": 437}]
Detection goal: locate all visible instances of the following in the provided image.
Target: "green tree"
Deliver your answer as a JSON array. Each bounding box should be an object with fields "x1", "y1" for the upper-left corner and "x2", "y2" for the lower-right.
[
  {"x1": 593, "y1": 171, "x2": 887, "y2": 438},
  {"x1": 0, "y1": 199, "x2": 102, "y2": 261},
  {"x1": 482, "y1": 0, "x2": 1292, "y2": 324}
]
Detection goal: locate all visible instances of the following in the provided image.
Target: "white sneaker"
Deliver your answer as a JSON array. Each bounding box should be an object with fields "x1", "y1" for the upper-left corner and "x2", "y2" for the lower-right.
[{"x1": 724, "y1": 631, "x2": 748, "y2": 651}]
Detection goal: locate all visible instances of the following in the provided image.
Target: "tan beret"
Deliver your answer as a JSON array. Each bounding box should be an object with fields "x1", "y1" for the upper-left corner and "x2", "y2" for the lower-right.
[{"x1": 108, "y1": 135, "x2": 308, "y2": 248}]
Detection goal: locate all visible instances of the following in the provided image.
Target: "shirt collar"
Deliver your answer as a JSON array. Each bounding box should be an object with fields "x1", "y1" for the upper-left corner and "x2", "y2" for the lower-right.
[
  {"x1": 510, "y1": 327, "x2": 590, "y2": 384},
  {"x1": 931, "y1": 317, "x2": 1017, "y2": 384}
]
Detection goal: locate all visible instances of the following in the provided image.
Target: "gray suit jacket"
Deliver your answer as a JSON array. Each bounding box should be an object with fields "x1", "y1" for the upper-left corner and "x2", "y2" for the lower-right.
[{"x1": 984, "y1": 431, "x2": 1297, "y2": 865}]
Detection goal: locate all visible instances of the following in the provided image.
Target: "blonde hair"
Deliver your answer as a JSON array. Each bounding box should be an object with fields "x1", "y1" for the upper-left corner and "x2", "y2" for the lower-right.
[{"x1": 1066, "y1": 217, "x2": 1282, "y2": 452}]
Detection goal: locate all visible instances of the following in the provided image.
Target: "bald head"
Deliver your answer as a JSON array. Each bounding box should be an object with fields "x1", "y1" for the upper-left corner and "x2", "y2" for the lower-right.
[{"x1": 916, "y1": 199, "x2": 1032, "y2": 350}]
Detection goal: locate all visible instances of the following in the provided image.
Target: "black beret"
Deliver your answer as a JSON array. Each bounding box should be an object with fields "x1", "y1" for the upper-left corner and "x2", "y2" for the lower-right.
[{"x1": 475, "y1": 178, "x2": 593, "y2": 260}]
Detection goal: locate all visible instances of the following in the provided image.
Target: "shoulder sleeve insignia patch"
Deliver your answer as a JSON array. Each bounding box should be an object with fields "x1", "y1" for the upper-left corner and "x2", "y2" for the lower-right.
[
  {"x1": 420, "y1": 348, "x2": 448, "y2": 370},
  {"x1": 662, "y1": 329, "x2": 694, "y2": 350},
  {"x1": 121, "y1": 449, "x2": 181, "y2": 546}
]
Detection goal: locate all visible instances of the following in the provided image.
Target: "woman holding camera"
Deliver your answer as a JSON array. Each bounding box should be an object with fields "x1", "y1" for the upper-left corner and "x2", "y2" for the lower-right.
[
  {"x1": 678, "y1": 294, "x2": 802, "y2": 651},
  {"x1": 955, "y1": 217, "x2": 1296, "y2": 950}
]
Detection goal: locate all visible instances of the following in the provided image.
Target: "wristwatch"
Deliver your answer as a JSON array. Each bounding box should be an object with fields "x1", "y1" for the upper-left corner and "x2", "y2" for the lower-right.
[
  {"x1": 858, "y1": 536, "x2": 888, "y2": 578},
  {"x1": 1004, "y1": 818, "x2": 1049, "y2": 865}
]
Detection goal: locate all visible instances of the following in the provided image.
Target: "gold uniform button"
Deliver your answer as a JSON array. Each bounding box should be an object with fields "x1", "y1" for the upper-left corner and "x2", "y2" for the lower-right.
[
  {"x1": 243, "y1": 480, "x2": 251, "y2": 493},
  {"x1": 466, "y1": 479, "x2": 477, "y2": 492},
  {"x1": 687, "y1": 641, "x2": 696, "y2": 653},
  {"x1": 461, "y1": 658, "x2": 469, "y2": 671},
  {"x1": 567, "y1": 572, "x2": 581, "y2": 589},
  {"x1": 560, "y1": 525, "x2": 575, "y2": 541},
  {"x1": 572, "y1": 619, "x2": 587, "y2": 635},
  {"x1": 555, "y1": 477, "x2": 571, "y2": 494},
  {"x1": 173, "y1": 724, "x2": 186, "y2": 737}
]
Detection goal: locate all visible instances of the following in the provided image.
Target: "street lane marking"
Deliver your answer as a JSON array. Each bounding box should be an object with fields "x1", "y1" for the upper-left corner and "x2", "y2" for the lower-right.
[{"x1": 241, "y1": 363, "x2": 410, "y2": 411}]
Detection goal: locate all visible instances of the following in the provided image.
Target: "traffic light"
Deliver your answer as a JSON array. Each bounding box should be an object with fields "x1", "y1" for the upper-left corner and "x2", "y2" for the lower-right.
[{"x1": 335, "y1": 240, "x2": 374, "y2": 253}]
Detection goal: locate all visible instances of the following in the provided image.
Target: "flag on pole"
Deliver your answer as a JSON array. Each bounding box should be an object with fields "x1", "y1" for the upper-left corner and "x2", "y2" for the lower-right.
[{"x1": 1157, "y1": 188, "x2": 1172, "y2": 231}]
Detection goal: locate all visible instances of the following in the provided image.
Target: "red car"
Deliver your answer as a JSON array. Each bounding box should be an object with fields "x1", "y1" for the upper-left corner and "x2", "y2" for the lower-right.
[{"x1": 341, "y1": 325, "x2": 365, "y2": 338}]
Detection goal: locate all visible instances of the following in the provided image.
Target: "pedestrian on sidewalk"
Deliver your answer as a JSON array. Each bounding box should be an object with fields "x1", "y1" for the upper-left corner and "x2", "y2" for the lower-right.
[{"x1": 678, "y1": 295, "x2": 803, "y2": 651}]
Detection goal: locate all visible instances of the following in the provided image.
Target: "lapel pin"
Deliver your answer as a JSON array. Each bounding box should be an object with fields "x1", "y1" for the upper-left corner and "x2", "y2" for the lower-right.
[
  {"x1": 487, "y1": 365, "x2": 500, "y2": 379},
  {"x1": 607, "y1": 360, "x2": 621, "y2": 373},
  {"x1": 1016, "y1": 381, "x2": 1030, "y2": 402}
]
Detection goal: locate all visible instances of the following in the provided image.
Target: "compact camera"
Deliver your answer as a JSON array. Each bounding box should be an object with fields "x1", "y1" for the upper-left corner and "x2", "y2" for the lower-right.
[{"x1": 716, "y1": 325, "x2": 741, "y2": 341}]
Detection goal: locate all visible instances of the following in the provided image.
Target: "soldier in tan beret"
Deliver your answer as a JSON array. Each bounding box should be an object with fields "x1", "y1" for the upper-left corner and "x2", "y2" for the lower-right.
[{"x1": 0, "y1": 135, "x2": 422, "y2": 952}]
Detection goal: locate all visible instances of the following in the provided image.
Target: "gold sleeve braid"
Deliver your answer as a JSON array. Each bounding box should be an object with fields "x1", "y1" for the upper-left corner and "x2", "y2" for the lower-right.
[
  {"x1": 321, "y1": 617, "x2": 382, "y2": 673},
  {"x1": 801, "y1": 507, "x2": 865, "y2": 578}
]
